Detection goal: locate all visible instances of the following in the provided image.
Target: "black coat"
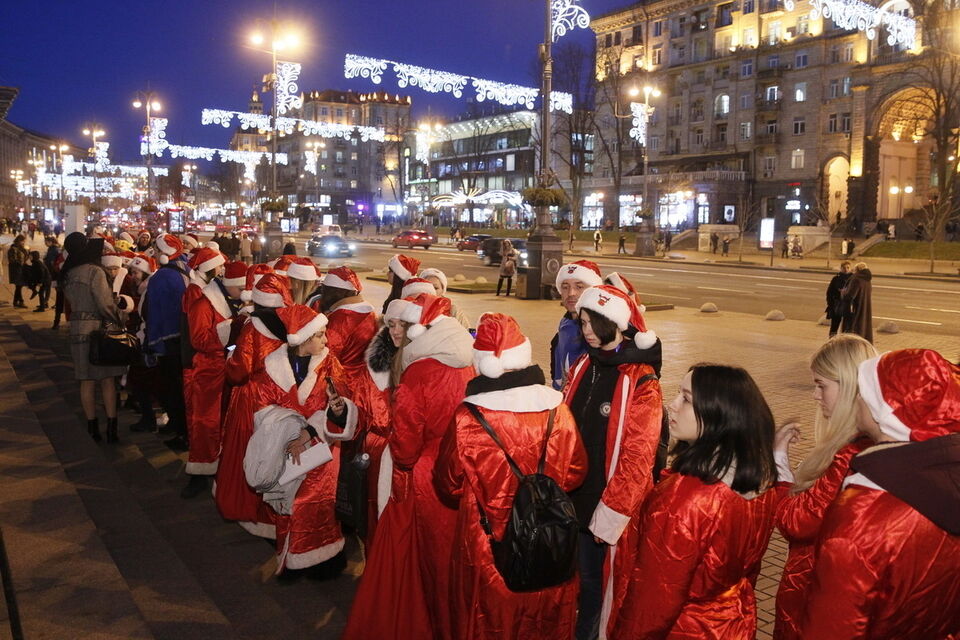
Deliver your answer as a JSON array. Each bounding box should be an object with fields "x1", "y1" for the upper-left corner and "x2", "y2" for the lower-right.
[
  {"x1": 825, "y1": 272, "x2": 852, "y2": 319},
  {"x1": 841, "y1": 270, "x2": 873, "y2": 343}
]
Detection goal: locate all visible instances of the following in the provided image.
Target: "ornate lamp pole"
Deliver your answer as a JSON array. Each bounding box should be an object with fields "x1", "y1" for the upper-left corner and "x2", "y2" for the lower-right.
[
  {"x1": 132, "y1": 91, "x2": 161, "y2": 205},
  {"x1": 82, "y1": 125, "x2": 106, "y2": 210}
]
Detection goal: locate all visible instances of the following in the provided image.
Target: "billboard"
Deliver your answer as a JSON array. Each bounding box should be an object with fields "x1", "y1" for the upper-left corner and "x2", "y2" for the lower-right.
[{"x1": 759, "y1": 217, "x2": 775, "y2": 250}]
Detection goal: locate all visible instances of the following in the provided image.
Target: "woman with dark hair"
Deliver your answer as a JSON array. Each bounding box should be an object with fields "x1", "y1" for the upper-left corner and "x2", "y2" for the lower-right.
[
  {"x1": 614, "y1": 363, "x2": 780, "y2": 639},
  {"x1": 7, "y1": 234, "x2": 28, "y2": 308},
  {"x1": 565, "y1": 284, "x2": 663, "y2": 640},
  {"x1": 380, "y1": 254, "x2": 420, "y2": 314},
  {"x1": 61, "y1": 232, "x2": 126, "y2": 443}
]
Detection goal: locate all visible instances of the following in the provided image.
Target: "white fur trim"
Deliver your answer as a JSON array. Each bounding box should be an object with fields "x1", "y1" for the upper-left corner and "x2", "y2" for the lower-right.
[
  {"x1": 295, "y1": 352, "x2": 328, "y2": 405},
  {"x1": 401, "y1": 281, "x2": 436, "y2": 298},
  {"x1": 385, "y1": 298, "x2": 411, "y2": 321},
  {"x1": 323, "y1": 272, "x2": 358, "y2": 291},
  {"x1": 377, "y1": 446, "x2": 393, "y2": 516},
  {"x1": 464, "y1": 385, "x2": 563, "y2": 412},
  {"x1": 159, "y1": 254, "x2": 170, "y2": 265},
  {"x1": 287, "y1": 262, "x2": 319, "y2": 281},
  {"x1": 117, "y1": 294, "x2": 135, "y2": 312},
  {"x1": 197, "y1": 253, "x2": 226, "y2": 274},
  {"x1": 282, "y1": 537, "x2": 345, "y2": 570},
  {"x1": 407, "y1": 324, "x2": 427, "y2": 340},
  {"x1": 775, "y1": 450, "x2": 794, "y2": 484},
  {"x1": 634, "y1": 330, "x2": 657, "y2": 350},
  {"x1": 589, "y1": 500, "x2": 631, "y2": 546},
  {"x1": 331, "y1": 301, "x2": 375, "y2": 315},
  {"x1": 101, "y1": 254, "x2": 122, "y2": 268},
  {"x1": 606, "y1": 271, "x2": 628, "y2": 295},
  {"x1": 111, "y1": 268, "x2": 127, "y2": 296},
  {"x1": 129, "y1": 257, "x2": 154, "y2": 275},
  {"x1": 251, "y1": 316, "x2": 282, "y2": 341},
  {"x1": 223, "y1": 275, "x2": 246, "y2": 287},
  {"x1": 204, "y1": 241, "x2": 220, "y2": 250},
  {"x1": 842, "y1": 471, "x2": 887, "y2": 491},
  {"x1": 119, "y1": 231, "x2": 135, "y2": 244},
  {"x1": 556, "y1": 263, "x2": 603, "y2": 290},
  {"x1": 183, "y1": 235, "x2": 200, "y2": 249},
  {"x1": 156, "y1": 235, "x2": 176, "y2": 256},
  {"x1": 388, "y1": 255, "x2": 415, "y2": 281},
  {"x1": 240, "y1": 289, "x2": 252, "y2": 302},
  {"x1": 185, "y1": 460, "x2": 219, "y2": 475},
  {"x1": 858, "y1": 357, "x2": 911, "y2": 442},
  {"x1": 577, "y1": 287, "x2": 631, "y2": 330},
  {"x1": 238, "y1": 520, "x2": 276, "y2": 539},
  {"x1": 307, "y1": 399, "x2": 359, "y2": 442},
  {"x1": 251, "y1": 288, "x2": 285, "y2": 308},
  {"x1": 264, "y1": 345, "x2": 296, "y2": 392},
  {"x1": 473, "y1": 338, "x2": 532, "y2": 379},
  {"x1": 287, "y1": 314, "x2": 328, "y2": 346},
  {"x1": 367, "y1": 362, "x2": 391, "y2": 392},
  {"x1": 607, "y1": 376, "x2": 632, "y2": 482},
  {"x1": 202, "y1": 279, "x2": 232, "y2": 322},
  {"x1": 418, "y1": 268, "x2": 447, "y2": 293},
  {"x1": 215, "y1": 319, "x2": 232, "y2": 348}
]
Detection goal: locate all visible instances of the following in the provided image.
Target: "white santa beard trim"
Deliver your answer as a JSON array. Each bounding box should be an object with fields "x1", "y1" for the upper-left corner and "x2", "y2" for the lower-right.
[
  {"x1": 473, "y1": 339, "x2": 532, "y2": 379},
  {"x1": 388, "y1": 255, "x2": 414, "y2": 281},
  {"x1": 287, "y1": 263, "x2": 319, "y2": 281},
  {"x1": 250, "y1": 316, "x2": 280, "y2": 340},
  {"x1": 287, "y1": 315, "x2": 329, "y2": 346},
  {"x1": 576, "y1": 289, "x2": 630, "y2": 331},
  {"x1": 264, "y1": 345, "x2": 297, "y2": 392},
  {"x1": 238, "y1": 520, "x2": 276, "y2": 539},
  {"x1": 185, "y1": 459, "x2": 219, "y2": 475},
  {"x1": 464, "y1": 385, "x2": 563, "y2": 413},
  {"x1": 323, "y1": 273, "x2": 359, "y2": 292},
  {"x1": 203, "y1": 280, "x2": 232, "y2": 321},
  {"x1": 281, "y1": 537, "x2": 345, "y2": 571},
  {"x1": 223, "y1": 276, "x2": 246, "y2": 287},
  {"x1": 251, "y1": 289, "x2": 285, "y2": 308},
  {"x1": 377, "y1": 446, "x2": 393, "y2": 517},
  {"x1": 215, "y1": 319, "x2": 232, "y2": 348},
  {"x1": 858, "y1": 357, "x2": 912, "y2": 442}
]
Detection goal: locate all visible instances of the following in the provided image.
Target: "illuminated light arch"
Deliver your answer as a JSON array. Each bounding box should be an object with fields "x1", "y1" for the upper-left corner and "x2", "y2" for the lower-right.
[{"x1": 784, "y1": 0, "x2": 916, "y2": 47}]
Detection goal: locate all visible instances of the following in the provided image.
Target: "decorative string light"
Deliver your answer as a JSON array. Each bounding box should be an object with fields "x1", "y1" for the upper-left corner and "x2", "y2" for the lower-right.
[
  {"x1": 786, "y1": 0, "x2": 916, "y2": 47},
  {"x1": 629, "y1": 102, "x2": 654, "y2": 146},
  {"x1": 275, "y1": 61, "x2": 304, "y2": 115},
  {"x1": 343, "y1": 53, "x2": 574, "y2": 114},
  {"x1": 200, "y1": 108, "x2": 386, "y2": 141},
  {"x1": 551, "y1": 0, "x2": 590, "y2": 42}
]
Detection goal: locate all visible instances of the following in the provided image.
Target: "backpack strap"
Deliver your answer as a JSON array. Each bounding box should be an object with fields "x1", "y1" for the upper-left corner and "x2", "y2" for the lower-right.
[
  {"x1": 465, "y1": 403, "x2": 524, "y2": 480},
  {"x1": 636, "y1": 372, "x2": 671, "y2": 484},
  {"x1": 536, "y1": 409, "x2": 557, "y2": 475}
]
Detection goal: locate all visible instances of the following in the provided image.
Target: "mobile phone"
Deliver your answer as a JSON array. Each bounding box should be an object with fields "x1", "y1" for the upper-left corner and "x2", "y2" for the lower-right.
[{"x1": 325, "y1": 376, "x2": 338, "y2": 397}]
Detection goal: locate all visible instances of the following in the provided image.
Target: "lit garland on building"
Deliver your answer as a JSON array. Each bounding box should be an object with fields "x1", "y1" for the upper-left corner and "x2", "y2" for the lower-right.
[
  {"x1": 199, "y1": 108, "x2": 386, "y2": 142},
  {"x1": 343, "y1": 53, "x2": 574, "y2": 114},
  {"x1": 551, "y1": 0, "x2": 590, "y2": 42},
  {"x1": 785, "y1": 0, "x2": 916, "y2": 47}
]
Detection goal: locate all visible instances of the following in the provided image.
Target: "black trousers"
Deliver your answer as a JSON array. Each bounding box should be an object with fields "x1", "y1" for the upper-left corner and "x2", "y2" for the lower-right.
[
  {"x1": 496, "y1": 276, "x2": 513, "y2": 296},
  {"x1": 829, "y1": 314, "x2": 843, "y2": 337},
  {"x1": 157, "y1": 339, "x2": 187, "y2": 439}
]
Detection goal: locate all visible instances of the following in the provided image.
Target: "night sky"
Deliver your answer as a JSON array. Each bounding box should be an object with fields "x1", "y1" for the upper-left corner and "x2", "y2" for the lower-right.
[{"x1": 1, "y1": 0, "x2": 626, "y2": 165}]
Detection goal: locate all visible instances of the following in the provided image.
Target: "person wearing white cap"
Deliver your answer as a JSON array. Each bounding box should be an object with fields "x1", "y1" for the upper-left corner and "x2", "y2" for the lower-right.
[
  {"x1": 435, "y1": 312, "x2": 588, "y2": 639},
  {"x1": 419, "y1": 267, "x2": 470, "y2": 329},
  {"x1": 550, "y1": 259, "x2": 604, "y2": 390}
]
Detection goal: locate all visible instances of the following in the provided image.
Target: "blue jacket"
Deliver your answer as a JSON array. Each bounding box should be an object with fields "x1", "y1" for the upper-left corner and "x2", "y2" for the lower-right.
[
  {"x1": 144, "y1": 258, "x2": 188, "y2": 354},
  {"x1": 550, "y1": 314, "x2": 587, "y2": 390}
]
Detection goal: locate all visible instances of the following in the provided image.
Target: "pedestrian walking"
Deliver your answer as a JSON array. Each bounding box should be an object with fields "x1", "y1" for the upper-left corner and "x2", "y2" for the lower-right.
[
  {"x1": 790, "y1": 235, "x2": 804, "y2": 258},
  {"x1": 711, "y1": 232, "x2": 720, "y2": 254},
  {"x1": 798, "y1": 349, "x2": 960, "y2": 639},
  {"x1": 617, "y1": 233, "x2": 626, "y2": 254},
  {"x1": 772, "y1": 335, "x2": 877, "y2": 640},
  {"x1": 7, "y1": 234, "x2": 28, "y2": 308},
  {"x1": 824, "y1": 261, "x2": 852, "y2": 337},
  {"x1": 25, "y1": 250, "x2": 52, "y2": 312},
  {"x1": 250, "y1": 234, "x2": 262, "y2": 263},
  {"x1": 614, "y1": 364, "x2": 780, "y2": 640},
  {"x1": 550, "y1": 260, "x2": 603, "y2": 390},
  {"x1": 721, "y1": 236, "x2": 730, "y2": 256},
  {"x1": 496, "y1": 239, "x2": 517, "y2": 297},
  {"x1": 60, "y1": 233, "x2": 126, "y2": 443},
  {"x1": 915, "y1": 223, "x2": 925, "y2": 241},
  {"x1": 240, "y1": 233, "x2": 253, "y2": 264},
  {"x1": 593, "y1": 229, "x2": 603, "y2": 253},
  {"x1": 840, "y1": 262, "x2": 873, "y2": 343},
  {"x1": 887, "y1": 223, "x2": 896, "y2": 241}
]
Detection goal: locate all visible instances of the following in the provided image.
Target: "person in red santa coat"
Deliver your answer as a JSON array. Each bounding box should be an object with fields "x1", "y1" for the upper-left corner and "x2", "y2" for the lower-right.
[
  {"x1": 798, "y1": 348, "x2": 960, "y2": 640},
  {"x1": 563, "y1": 284, "x2": 663, "y2": 640},
  {"x1": 433, "y1": 313, "x2": 588, "y2": 640},
  {"x1": 215, "y1": 273, "x2": 292, "y2": 538},
  {"x1": 771, "y1": 334, "x2": 877, "y2": 640},
  {"x1": 343, "y1": 293, "x2": 475, "y2": 640},
  {"x1": 614, "y1": 363, "x2": 781, "y2": 639},
  {"x1": 380, "y1": 253, "x2": 420, "y2": 314},
  {"x1": 242, "y1": 304, "x2": 359, "y2": 575},
  {"x1": 180, "y1": 261, "x2": 246, "y2": 499}
]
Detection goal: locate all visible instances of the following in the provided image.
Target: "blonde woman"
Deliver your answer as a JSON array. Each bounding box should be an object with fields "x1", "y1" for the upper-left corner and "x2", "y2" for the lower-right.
[{"x1": 772, "y1": 334, "x2": 878, "y2": 640}]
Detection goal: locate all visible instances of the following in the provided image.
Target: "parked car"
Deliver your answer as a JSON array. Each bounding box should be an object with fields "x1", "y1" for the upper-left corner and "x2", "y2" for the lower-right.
[
  {"x1": 307, "y1": 234, "x2": 355, "y2": 257},
  {"x1": 456, "y1": 233, "x2": 492, "y2": 252},
  {"x1": 477, "y1": 238, "x2": 529, "y2": 268},
  {"x1": 391, "y1": 229, "x2": 435, "y2": 249}
]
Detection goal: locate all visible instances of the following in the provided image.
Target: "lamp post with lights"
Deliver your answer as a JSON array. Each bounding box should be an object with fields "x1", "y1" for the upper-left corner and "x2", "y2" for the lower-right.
[
  {"x1": 82, "y1": 125, "x2": 105, "y2": 210},
  {"x1": 132, "y1": 91, "x2": 161, "y2": 205},
  {"x1": 305, "y1": 139, "x2": 325, "y2": 208},
  {"x1": 49, "y1": 144, "x2": 69, "y2": 213}
]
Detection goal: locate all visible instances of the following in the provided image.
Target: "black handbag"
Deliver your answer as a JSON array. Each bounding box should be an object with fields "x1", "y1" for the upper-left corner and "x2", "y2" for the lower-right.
[
  {"x1": 335, "y1": 433, "x2": 370, "y2": 538},
  {"x1": 88, "y1": 324, "x2": 141, "y2": 366}
]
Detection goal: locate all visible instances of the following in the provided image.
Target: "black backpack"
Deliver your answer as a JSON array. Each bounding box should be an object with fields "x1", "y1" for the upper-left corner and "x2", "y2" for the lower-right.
[{"x1": 465, "y1": 403, "x2": 579, "y2": 593}]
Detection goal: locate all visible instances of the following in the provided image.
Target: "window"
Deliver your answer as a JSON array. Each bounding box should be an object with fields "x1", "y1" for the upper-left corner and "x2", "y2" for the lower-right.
[
  {"x1": 715, "y1": 93, "x2": 731, "y2": 115},
  {"x1": 652, "y1": 46, "x2": 663, "y2": 65},
  {"x1": 351, "y1": 137, "x2": 358, "y2": 146},
  {"x1": 740, "y1": 92, "x2": 752, "y2": 109},
  {"x1": 768, "y1": 21, "x2": 781, "y2": 45},
  {"x1": 765, "y1": 119, "x2": 778, "y2": 134},
  {"x1": 351, "y1": 166, "x2": 358, "y2": 176},
  {"x1": 718, "y1": 3, "x2": 734, "y2": 27},
  {"x1": 336, "y1": 108, "x2": 344, "y2": 117},
  {"x1": 795, "y1": 51, "x2": 808, "y2": 68},
  {"x1": 768, "y1": 54, "x2": 780, "y2": 68},
  {"x1": 506, "y1": 154, "x2": 515, "y2": 172},
  {"x1": 843, "y1": 43, "x2": 854, "y2": 62},
  {"x1": 829, "y1": 79, "x2": 840, "y2": 98},
  {"x1": 793, "y1": 117, "x2": 806, "y2": 135},
  {"x1": 718, "y1": 63, "x2": 730, "y2": 78},
  {"x1": 764, "y1": 155, "x2": 777, "y2": 174},
  {"x1": 766, "y1": 85, "x2": 780, "y2": 101},
  {"x1": 741, "y1": 60, "x2": 754, "y2": 77},
  {"x1": 795, "y1": 82, "x2": 807, "y2": 102},
  {"x1": 614, "y1": 31, "x2": 622, "y2": 45},
  {"x1": 842, "y1": 76, "x2": 852, "y2": 95},
  {"x1": 694, "y1": 129, "x2": 705, "y2": 145},
  {"x1": 335, "y1": 151, "x2": 344, "y2": 162},
  {"x1": 321, "y1": 150, "x2": 328, "y2": 159},
  {"x1": 841, "y1": 112, "x2": 852, "y2": 132},
  {"x1": 717, "y1": 123, "x2": 728, "y2": 142},
  {"x1": 673, "y1": 16, "x2": 686, "y2": 37},
  {"x1": 719, "y1": 34, "x2": 733, "y2": 53},
  {"x1": 654, "y1": 20, "x2": 663, "y2": 37},
  {"x1": 650, "y1": 135, "x2": 660, "y2": 150},
  {"x1": 604, "y1": 33, "x2": 613, "y2": 48},
  {"x1": 797, "y1": 14, "x2": 810, "y2": 34},
  {"x1": 791, "y1": 149, "x2": 805, "y2": 169},
  {"x1": 830, "y1": 45, "x2": 840, "y2": 64},
  {"x1": 691, "y1": 99, "x2": 705, "y2": 121},
  {"x1": 350, "y1": 180, "x2": 358, "y2": 189},
  {"x1": 740, "y1": 121, "x2": 752, "y2": 139},
  {"x1": 350, "y1": 152, "x2": 358, "y2": 161},
  {"x1": 696, "y1": 69, "x2": 706, "y2": 84},
  {"x1": 743, "y1": 0, "x2": 755, "y2": 13},
  {"x1": 694, "y1": 9, "x2": 709, "y2": 29},
  {"x1": 675, "y1": 45, "x2": 686, "y2": 62},
  {"x1": 632, "y1": 25, "x2": 643, "y2": 44},
  {"x1": 828, "y1": 113, "x2": 839, "y2": 132},
  {"x1": 743, "y1": 27, "x2": 756, "y2": 47},
  {"x1": 320, "y1": 106, "x2": 329, "y2": 116}
]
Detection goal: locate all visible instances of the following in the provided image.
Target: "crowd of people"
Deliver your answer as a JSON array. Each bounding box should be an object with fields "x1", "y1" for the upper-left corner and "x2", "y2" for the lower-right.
[{"x1": 10, "y1": 225, "x2": 960, "y2": 639}]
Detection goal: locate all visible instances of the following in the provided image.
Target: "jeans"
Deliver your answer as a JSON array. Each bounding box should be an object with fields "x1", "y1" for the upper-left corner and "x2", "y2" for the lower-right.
[{"x1": 576, "y1": 531, "x2": 606, "y2": 640}]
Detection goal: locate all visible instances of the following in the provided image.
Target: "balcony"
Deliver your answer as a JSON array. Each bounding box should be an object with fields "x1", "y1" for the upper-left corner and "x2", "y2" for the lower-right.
[
  {"x1": 757, "y1": 99, "x2": 781, "y2": 111},
  {"x1": 758, "y1": 66, "x2": 784, "y2": 79},
  {"x1": 713, "y1": 111, "x2": 729, "y2": 121},
  {"x1": 668, "y1": 115, "x2": 684, "y2": 126},
  {"x1": 872, "y1": 50, "x2": 910, "y2": 66},
  {"x1": 576, "y1": 170, "x2": 750, "y2": 190},
  {"x1": 708, "y1": 139, "x2": 729, "y2": 150},
  {"x1": 756, "y1": 132, "x2": 780, "y2": 145}
]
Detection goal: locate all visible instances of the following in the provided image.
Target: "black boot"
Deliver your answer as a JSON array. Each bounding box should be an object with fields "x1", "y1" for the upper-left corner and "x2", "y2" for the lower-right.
[
  {"x1": 106, "y1": 417, "x2": 119, "y2": 444},
  {"x1": 180, "y1": 474, "x2": 208, "y2": 499},
  {"x1": 87, "y1": 418, "x2": 102, "y2": 443}
]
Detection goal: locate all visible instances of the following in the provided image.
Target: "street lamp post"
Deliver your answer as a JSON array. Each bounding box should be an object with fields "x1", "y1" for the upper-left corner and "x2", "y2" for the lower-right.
[
  {"x1": 49, "y1": 144, "x2": 69, "y2": 214},
  {"x1": 133, "y1": 91, "x2": 162, "y2": 205},
  {"x1": 82, "y1": 125, "x2": 105, "y2": 211},
  {"x1": 305, "y1": 139, "x2": 325, "y2": 208}
]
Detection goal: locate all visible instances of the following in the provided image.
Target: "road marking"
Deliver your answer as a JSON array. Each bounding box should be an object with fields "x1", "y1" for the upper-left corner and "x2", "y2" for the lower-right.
[
  {"x1": 698, "y1": 286, "x2": 753, "y2": 294},
  {"x1": 905, "y1": 305, "x2": 960, "y2": 314},
  {"x1": 873, "y1": 284, "x2": 960, "y2": 294},
  {"x1": 756, "y1": 283, "x2": 810, "y2": 290},
  {"x1": 638, "y1": 292, "x2": 691, "y2": 300},
  {"x1": 874, "y1": 315, "x2": 943, "y2": 326}
]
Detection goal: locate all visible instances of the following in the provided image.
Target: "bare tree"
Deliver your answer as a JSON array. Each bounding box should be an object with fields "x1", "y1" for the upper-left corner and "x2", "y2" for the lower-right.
[
  {"x1": 809, "y1": 185, "x2": 844, "y2": 269},
  {"x1": 592, "y1": 44, "x2": 635, "y2": 230},
  {"x1": 378, "y1": 112, "x2": 411, "y2": 208}
]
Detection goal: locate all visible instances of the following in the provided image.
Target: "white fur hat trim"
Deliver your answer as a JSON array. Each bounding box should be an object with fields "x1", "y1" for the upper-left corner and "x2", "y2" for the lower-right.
[{"x1": 473, "y1": 338, "x2": 532, "y2": 379}]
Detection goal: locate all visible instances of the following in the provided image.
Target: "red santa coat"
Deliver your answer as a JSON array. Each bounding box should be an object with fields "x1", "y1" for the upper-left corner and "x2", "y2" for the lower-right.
[
  {"x1": 215, "y1": 315, "x2": 283, "y2": 538},
  {"x1": 614, "y1": 472, "x2": 780, "y2": 639},
  {"x1": 433, "y1": 382, "x2": 588, "y2": 640},
  {"x1": 562, "y1": 355, "x2": 663, "y2": 638},
  {"x1": 799, "y1": 482, "x2": 960, "y2": 639},
  {"x1": 773, "y1": 437, "x2": 871, "y2": 640},
  {"x1": 252, "y1": 344, "x2": 357, "y2": 571},
  {"x1": 184, "y1": 280, "x2": 236, "y2": 475},
  {"x1": 343, "y1": 316, "x2": 475, "y2": 640},
  {"x1": 180, "y1": 279, "x2": 205, "y2": 446}
]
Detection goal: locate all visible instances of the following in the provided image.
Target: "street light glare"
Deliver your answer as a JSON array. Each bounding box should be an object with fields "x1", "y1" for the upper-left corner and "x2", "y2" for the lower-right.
[
  {"x1": 628, "y1": 87, "x2": 640, "y2": 98},
  {"x1": 250, "y1": 32, "x2": 264, "y2": 46},
  {"x1": 132, "y1": 99, "x2": 142, "y2": 108},
  {"x1": 151, "y1": 101, "x2": 161, "y2": 111},
  {"x1": 82, "y1": 128, "x2": 91, "y2": 135}
]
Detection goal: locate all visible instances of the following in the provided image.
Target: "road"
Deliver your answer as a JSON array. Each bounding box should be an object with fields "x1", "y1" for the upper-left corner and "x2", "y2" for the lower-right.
[{"x1": 309, "y1": 237, "x2": 960, "y2": 338}]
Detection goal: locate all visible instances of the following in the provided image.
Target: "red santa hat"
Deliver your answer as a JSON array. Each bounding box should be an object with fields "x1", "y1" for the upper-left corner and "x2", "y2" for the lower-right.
[
  {"x1": 241, "y1": 263, "x2": 274, "y2": 302},
  {"x1": 118, "y1": 250, "x2": 136, "y2": 266},
  {"x1": 556, "y1": 259, "x2": 603, "y2": 290},
  {"x1": 272, "y1": 255, "x2": 292, "y2": 278},
  {"x1": 384, "y1": 298, "x2": 412, "y2": 321},
  {"x1": 183, "y1": 233, "x2": 200, "y2": 249},
  {"x1": 605, "y1": 271, "x2": 645, "y2": 312},
  {"x1": 576, "y1": 284, "x2": 657, "y2": 350},
  {"x1": 222, "y1": 261, "x2": 248, "y2": 287},
  {"x1": 118, "y1": 231, "x2": 135, "y2": 244},
  {"x1": 418, "y1": 267, "x2": 447, "y2": 294},
  {"x1": 155, "y1": 234, "x2": 184, "y2": 264},
  {"x1": 188, "y1": 247, "x2": 226, "y2": 274},
  {"x1": 128, "y1": 253, "x2": 157, "y2": 276},
  {"x1": 101, "y1": 253, "x2": 123, "y2": 268},
  {"x1": 472, "y1": 313, "x2": 533, "y2": 379},
  {"x1": 286, "y1": 256, "x2": 320, "y2": 281},
  {"x1": 399, "y1": 293, "x2": 451, "y2": 340},
  {"x1": 277, "y1": 304, "x2": 329, "y2": 346},
  {"x1": 323, "y1": 266, "x2": 362, "y2": 292},
  {"x1": 251, "y1": 272, "x2": 293, "y2": 308},
  {"x1": 204, "y1": 240, "x2": 220, "y2": 251},
  {"x1": 387, "y1": 254, "x2": 420, "y2": 281},
  {"x1": 401, "y1": 277, "x2": 437, "y2": 299},
  {"x1": 858, "y1": 349, "x2": 960, "y2": 443}
]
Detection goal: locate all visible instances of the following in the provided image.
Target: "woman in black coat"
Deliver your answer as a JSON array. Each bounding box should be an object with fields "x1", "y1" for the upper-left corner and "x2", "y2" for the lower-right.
[{"x1": 841, "y1": 262, "x2": 873, "y2": 343}]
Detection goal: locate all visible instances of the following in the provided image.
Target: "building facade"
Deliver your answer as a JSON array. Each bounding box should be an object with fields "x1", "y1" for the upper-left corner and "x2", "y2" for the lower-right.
[{"x1": 590, "y1": 0, "x2": 922, "y2": 232}]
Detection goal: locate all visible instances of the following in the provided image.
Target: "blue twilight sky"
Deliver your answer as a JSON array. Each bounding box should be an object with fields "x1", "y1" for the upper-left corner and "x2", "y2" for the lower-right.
[{"x1": 0, "y1": 0, "x2": 627, "y2": 164}]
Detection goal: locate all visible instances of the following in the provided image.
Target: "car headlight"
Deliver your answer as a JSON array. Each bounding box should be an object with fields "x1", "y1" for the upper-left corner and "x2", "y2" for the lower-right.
[
  {"x1": 325, "y1": 245, "x2": 335, "y2": 253},
  {"x1": 348, "y1": 244, "x2": 356, "y2": 250}
]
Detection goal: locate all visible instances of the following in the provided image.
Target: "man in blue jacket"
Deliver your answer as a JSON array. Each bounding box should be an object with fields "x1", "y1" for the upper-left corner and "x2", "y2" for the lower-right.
[{"x1": 550, "y1": 260, "x2": 603, "y2": 389}]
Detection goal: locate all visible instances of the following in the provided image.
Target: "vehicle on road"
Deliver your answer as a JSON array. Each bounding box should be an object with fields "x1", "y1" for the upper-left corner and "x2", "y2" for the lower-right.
[
  {"x1": 392, "y1": 229, "x2": 435, "y2": 249},
  {"x1": 477, "y1": 237, "x2": 529, "y2": 268},
  {"x1": 312, "y1": 224, "x2": 342, "y2": 236},
  {"x1": 456, "y1": 234, "x2": 492, "y2": 252},
  {"x1": 307, "y1": 234, "x2": 355, "y2": 257}
]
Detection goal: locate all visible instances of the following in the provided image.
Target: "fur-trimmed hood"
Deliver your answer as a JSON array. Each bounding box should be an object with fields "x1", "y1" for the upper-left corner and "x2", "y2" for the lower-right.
[
  {"x1": 401, "y1": 315, "x2": 473, "y2": 372},
  {"x1": 365, "y1": 326, "x2": 398, "y2": 391}
]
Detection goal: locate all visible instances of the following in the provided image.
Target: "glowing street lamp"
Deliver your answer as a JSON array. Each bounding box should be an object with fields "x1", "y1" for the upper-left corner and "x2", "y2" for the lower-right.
[
  {"x1": 82, "y1": 125, "x2": 106, "y2": 209},
  {"x1": 49, "y1": 143, "x2": 69, "y2": 211},
  {"x1": 305, "y1": 139, "x2": 326, "y2": 206},
  {"x1": 133, "y1": 90, "x2": 162, "y2": 205}
]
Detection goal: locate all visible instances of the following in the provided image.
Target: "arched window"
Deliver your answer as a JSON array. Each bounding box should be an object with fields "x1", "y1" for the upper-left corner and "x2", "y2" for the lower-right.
[{"x1": 715, "y1": 94, "x2": 731, "y2": 116}]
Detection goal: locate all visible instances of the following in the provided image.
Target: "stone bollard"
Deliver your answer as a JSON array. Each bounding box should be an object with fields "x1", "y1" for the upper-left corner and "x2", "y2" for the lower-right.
[
  {"x1": 700, "y1": 302, "x2": 719, "y2": 313},
  {"x1": 878, "y1": 321, "x2": 900, "y2": 334},
  {"x1": 765, "y1": 310, "x2": 786, "y2": 321},
  {"x1": 453, "y1": 274, "x2": 466, "y2": 282},
  {"x1": 475, "y1": 276, "x2": 488, "y2": 284}
]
